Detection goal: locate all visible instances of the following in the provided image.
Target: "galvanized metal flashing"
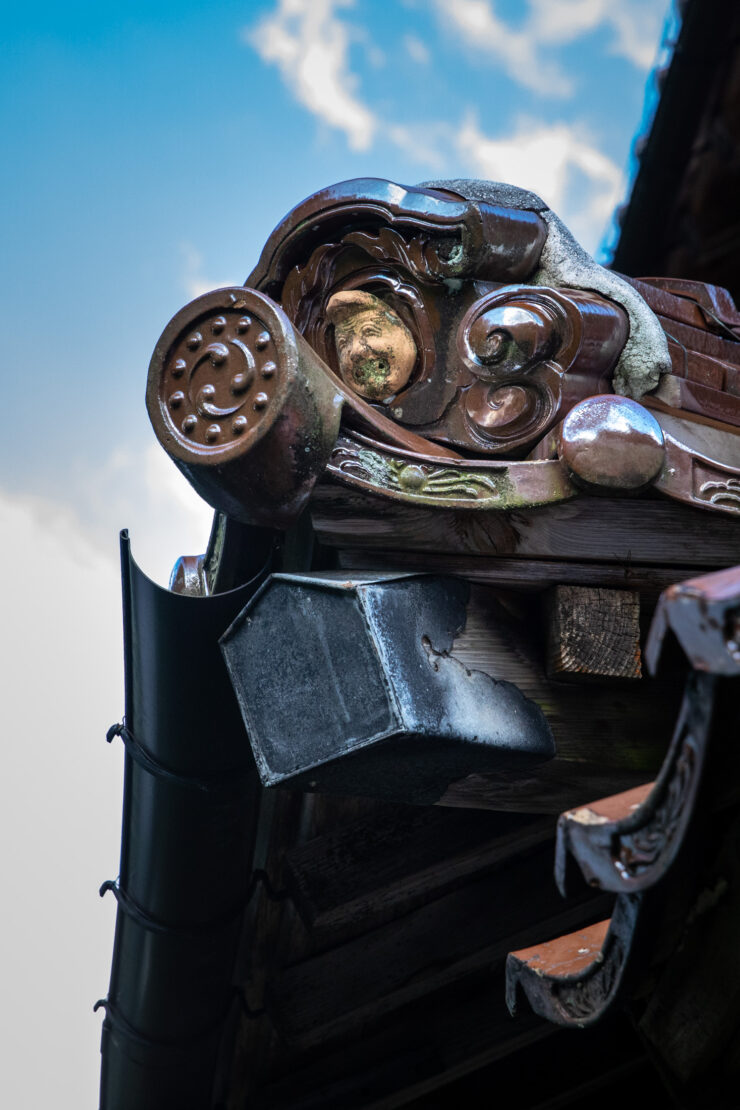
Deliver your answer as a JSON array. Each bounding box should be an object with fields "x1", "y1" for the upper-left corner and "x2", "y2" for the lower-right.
[{"x1": 221, "y1": 573, "x2": 554, "y2": 803}]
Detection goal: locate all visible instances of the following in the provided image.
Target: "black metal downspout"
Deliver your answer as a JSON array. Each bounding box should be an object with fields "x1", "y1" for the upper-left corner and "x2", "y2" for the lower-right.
[{"x1": 97, "y1": 531, "x2": 269, "y2": 1109}]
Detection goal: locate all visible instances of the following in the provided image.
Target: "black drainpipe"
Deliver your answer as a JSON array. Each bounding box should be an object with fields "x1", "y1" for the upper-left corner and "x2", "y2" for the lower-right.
[{"x1": 97, "y1": 529, "x2": 270, "y2": 1109}]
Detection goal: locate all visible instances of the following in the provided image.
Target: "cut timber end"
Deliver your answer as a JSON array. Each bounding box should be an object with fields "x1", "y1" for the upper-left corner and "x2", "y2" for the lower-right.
[{"x1": 547, "y1": 585, "x2": 642, "y2": 682}]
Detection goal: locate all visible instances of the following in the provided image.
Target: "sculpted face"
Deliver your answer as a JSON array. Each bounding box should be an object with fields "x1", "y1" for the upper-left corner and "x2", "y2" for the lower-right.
[{"x1": 326, "y1": 290, "x2": 417, "y2": 401}]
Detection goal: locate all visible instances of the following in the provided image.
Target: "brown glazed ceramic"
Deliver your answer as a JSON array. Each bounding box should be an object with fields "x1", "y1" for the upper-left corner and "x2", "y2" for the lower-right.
[
  {"x1": 248, "y1": 180, "x2": 627, "y2": 455},
  {"x1": 559, "y1": 395, "x2": 666, "y2": 491},
  {"x1": 146, "y1": 287, "x2": 343, "y2": 527},
  {"x1": 456, "y1": 287, "x2": 629, "y2": 454},
  {"x1": 146, "y1": 180, "x2": 740, "y2": 521}
]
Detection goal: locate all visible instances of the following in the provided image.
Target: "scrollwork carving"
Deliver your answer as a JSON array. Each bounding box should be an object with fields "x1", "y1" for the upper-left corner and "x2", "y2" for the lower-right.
[
  {"x1": 326, "y1": 431, "x2": 576, "y2": 509},
  {"x1": 461, "y1": 299, "x2": 561, "y2": 378},
  {"x1": 463, "y1": 379, "x2": 553, "y2": 448},
  {"x1": 281, "y1": 243, "x2": 343, "y2": 336},
  {"x1": 342, "y1": 226, "x2": 455, "y2": 284},
  {"x1": 248, "y1": 178, "x2": 547, "y2": 295},
  {"x1": 449, "y1": 285, "x2": 624, "y2": 453},
  {"x1": 695, "y1": 467, "x2": 740, "y2": 512},
  {"x1": 329, "y1": 438, "x2": 505, "y2": 505},
  {"x1": 266, "y1": 182, "x2": 628, "y2": 457},
  {"x1": 614, "y1": 743, "x2": 694, "y2": 881}
]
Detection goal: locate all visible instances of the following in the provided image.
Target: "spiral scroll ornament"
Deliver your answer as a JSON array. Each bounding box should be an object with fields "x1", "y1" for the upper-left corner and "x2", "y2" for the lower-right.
[
  {"x1": 147, "y1": 287, "x2": 343, "y2": 527},
  {"x1": 158, "y1": 307, "x2": 280, "y2": 456},
  {"x1": 458, "y1": 293, "x2": 563, "y2": 451}
]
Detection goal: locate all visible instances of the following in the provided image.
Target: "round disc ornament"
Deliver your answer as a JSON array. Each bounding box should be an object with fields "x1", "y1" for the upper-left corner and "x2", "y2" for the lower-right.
[
  {"x1": 559, "y1": 394, "x2": 665, "y2": 492},
  {"x1": 147, "y1": 287, "x2": 343, "y2": 527}
]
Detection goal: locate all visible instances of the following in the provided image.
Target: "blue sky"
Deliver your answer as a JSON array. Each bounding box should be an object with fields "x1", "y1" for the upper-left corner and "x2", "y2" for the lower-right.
[
  {"x1": 1, "y1": 0, "x2": 675, "y2": 548},
  {"x1": 0, "y1": 1, "x2": 673, "y2": 1105}
]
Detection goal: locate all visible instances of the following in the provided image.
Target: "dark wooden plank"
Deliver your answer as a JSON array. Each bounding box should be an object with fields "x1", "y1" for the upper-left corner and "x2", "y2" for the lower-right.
[
  {"x1": 374, "y1": 1011, "x2": 655, "y2": 1110},
  {"x1": 252, "y1": 972, "x2": 550, "y2": 1109},
  {"x1": 268, "y1": 842, "x2": 612, "y2": 1048},
  {"x1": 391, "y1": 583, "x2": 682, "y2": 811},
  {"x1": 255, "y1": 980, "x2": 653, "y2": 1109},
  {"x1": 337, "y1": 548, "x2": 702, "y2": 597},
  {"x1": 638, "y1": 807, "x2": 740, "y2": 1090},
  {"x1": 284, "y1": 807, "x2": 553, "y2": 937},
  {"x1": 437, "y1": 762, "x2": 661, "y2": 815},
  {"x1": 450, "y1": 587, "x2": 678, "y2": 773},
  {"x1": 546, "y1": 586, "x2": 642, "y2": 682},
  {"x1": 311, "y1": 486, "x2": 740, "y2": 567},
  {"x1": 400, "y1": 1020, "x2": 663, "y2": 1110},
  {"x1": 226, "y1": 788, "x2": 311, "y2": 1095}
]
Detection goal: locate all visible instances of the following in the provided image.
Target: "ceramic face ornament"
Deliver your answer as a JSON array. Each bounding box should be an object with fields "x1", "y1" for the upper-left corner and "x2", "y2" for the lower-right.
[{"x1": 326, "y1": 290, "x2": 417, "y2": 401}]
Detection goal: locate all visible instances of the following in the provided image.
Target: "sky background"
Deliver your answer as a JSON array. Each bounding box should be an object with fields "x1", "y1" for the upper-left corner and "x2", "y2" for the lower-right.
[{"x1": 1, "y1": 1, "x2": 675, "y2": 1104}]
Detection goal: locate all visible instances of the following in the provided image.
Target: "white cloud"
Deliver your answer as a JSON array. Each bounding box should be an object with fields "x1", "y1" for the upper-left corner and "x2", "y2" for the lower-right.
[
  {"x1": 528, "y1": 0, "x2": 668, "y2": 70},
  {"x1": 67, "y1": 441, "x2": 215, "y2": 587},
  {"x1": 404, "y1": 33, "x2": 430, "y2": 65},
  {"x1": 387, "y1": 122, "x2": 447, "y2": 172},
  {"x1": 246, "y1": 0, "x2": 377, "y2": 151},
  {"x1": 433, "y1": 0, "x2": 574, "y2": 97},
  {"x1": 243, "y1": 0, "x2": 648, "y2": 249},
  {"x1": 455, "y1": 114, "x2": 623, "y2": 252},
  {"x1": 610, "y1": 4, "x2": 669, "y2": 70},
  {"x1": 0, "y1": 489, "x2": 123, "y2": 1108},
  {"x1": 0, "y1": 436, "x2": 215, "y2": 1104},
  {"x1": 435, "y1": 0, "x2": 667, "y2": 97},
  {"x1": 244, "y1": 2, "x2": 447, "y2": 168}
]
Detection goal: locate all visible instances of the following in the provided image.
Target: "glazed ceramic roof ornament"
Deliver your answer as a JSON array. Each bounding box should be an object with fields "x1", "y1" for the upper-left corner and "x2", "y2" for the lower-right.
[{"x1": 146, "y1": 178, "x2": 740, "y2": 528}]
